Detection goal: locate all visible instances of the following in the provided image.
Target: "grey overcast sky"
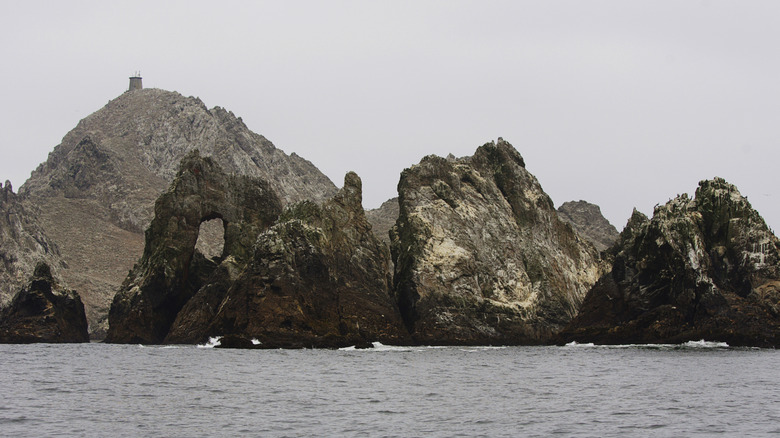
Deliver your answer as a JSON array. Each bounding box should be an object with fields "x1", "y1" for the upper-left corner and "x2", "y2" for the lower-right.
[{"x1": 1, "y1": 1, "x2": 778, "y2": 231}]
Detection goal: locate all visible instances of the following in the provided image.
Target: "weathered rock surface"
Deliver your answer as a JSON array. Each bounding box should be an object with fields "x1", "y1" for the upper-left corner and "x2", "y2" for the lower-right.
[
  {"x1": 366, "y1": 197, "x2": 399, "y2": 245},
  {"x1": 0, "y1": 262, "x2": 88, "y2": 343},
  {"x1": 391, "y1": 138, "x2": 604, "y2": 345},
  {"x1": 18, "y1": 88, "x2": 337, "y2": 336},
  {"x1": 561, "y1": 178, "x2": 780, "y2": 347},
  {"x1": 169, "y1": 172, "x2": 410, "y2": 348},
  {"x1": 104, "y1": 151, "x2": 282, "y2": 344},
  {"x1": 0, "y1": 181, "x2": 65, "y2": 307},
  {"x1": 557, "y1": 200, "x2": 619, "y2": 252}
]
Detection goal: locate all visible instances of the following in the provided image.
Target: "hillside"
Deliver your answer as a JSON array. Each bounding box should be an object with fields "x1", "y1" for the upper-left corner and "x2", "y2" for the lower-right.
[{"x1": 17, "y1": 88, "x2": 338, "y2": 336}]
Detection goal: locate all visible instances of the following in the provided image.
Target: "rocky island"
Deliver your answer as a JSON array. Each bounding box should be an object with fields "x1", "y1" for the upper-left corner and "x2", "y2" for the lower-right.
[
  {"x1": 560, "y1": 178, "x2": 780, "y2": 347},
  {"x1": 2, "y1": 81, "x2": 780, "y2": 348}
]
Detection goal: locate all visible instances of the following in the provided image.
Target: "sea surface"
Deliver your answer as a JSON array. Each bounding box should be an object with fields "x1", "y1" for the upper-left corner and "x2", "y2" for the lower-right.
[{"x1": 0, "y1": 340, "x2": 778, "y2": 437}]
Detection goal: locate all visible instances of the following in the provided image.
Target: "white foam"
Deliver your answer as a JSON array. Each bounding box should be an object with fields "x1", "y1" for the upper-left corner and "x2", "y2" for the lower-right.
[
  {"x1": 338, "y1": 342, "x2": 422, "y2": 352},
  {"x1": 682, "y1": 339, "x2": 729, "y2": 349},
  {"x1": 459, "y1": 346, "x2": 508, "y2": 352},
  {"x1": 196, "y1": 336, "x2": 222, "y2": 348},
  {"x1": 563, "y1": 339, "x2": 730, "y2": 349},
  {"x1": 564, "y1": 341, "x2": 596, "y2": 348},
  {"x1": 251, "y1": 338, "x2": 261, "y2": 345}
]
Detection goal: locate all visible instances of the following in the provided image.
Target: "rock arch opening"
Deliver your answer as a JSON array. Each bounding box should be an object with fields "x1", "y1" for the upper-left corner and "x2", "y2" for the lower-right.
[{"x1": 195, "y1": 216, "x2": 226, "y2": 260}]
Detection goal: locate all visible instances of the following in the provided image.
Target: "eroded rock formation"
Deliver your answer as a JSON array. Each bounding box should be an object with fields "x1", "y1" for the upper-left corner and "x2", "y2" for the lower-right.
[
  {"x1": 18, "y1": 88, "x2": 337, "y2": 336},
  {"x1": 391, "y1": 139, "x2": 604, "y2": 345},
  {"x1": 106, "y1": 150, "x2": 407, "y2": 347},
  {"x1": 557, "y1": 200, "x2": 619, "y2": 252},
  {"x1": 0, "y1": 181, "x2": 64, "y2": 307},
  {"x1": 0, "y1": 262, "x2": 88, "y2": 343},
  {"x1": 561, "y1": 178, "x2": 780, "y2": 347},
  {"x1": 181, "y1": 172, "x2": 410, "y2": 347},
  {"x1": 105, "y1": 151, "x2": 282, "y2": 343}
]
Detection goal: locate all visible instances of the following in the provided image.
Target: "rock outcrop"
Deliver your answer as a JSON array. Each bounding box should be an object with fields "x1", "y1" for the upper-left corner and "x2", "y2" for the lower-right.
[
  {"x1": 391, "y1": 139, "x2": 604, "y2": 345},
  {"x1": 107, "y1": 153, "x2": 409, "y2": 347},
  {"x1": 177, "y1": 172, "x2": 410, "y2": 347},
  {"x1": 0, "y1": 181, "x2": 64, "y2": 307},
  {"x1": 18, "y1": 88, "x2": 337, "y2": 336},
  {"x1": 561, "y1": 178, "x2": 780, "y2": 347},
  {"x1": 104, "y1": 151, "x2": 283, "y2": 344},
  {"x1": 557, "y1": 200, "x2": 619, "y2": 252},
  {"x1": 0, "y1": 262, "x2": 88, "y2": 343}
]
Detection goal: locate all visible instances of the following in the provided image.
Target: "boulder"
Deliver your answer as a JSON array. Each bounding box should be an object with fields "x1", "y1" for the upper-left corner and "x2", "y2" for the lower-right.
[
  {"x1": 0, "y1": 262, "x2": 88, "y2": 343},
  {"x1": 561, "y1": 178, "x2": 780, "y2": 347},
  {"x1": 391, "y1": 139, "x2": 604, "y2": 345}
]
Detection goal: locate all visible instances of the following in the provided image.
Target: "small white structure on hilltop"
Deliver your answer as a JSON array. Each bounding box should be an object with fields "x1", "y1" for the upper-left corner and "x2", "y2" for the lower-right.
[{"x1": 128, "y1": 71, "x2": 143, "y2": 91}]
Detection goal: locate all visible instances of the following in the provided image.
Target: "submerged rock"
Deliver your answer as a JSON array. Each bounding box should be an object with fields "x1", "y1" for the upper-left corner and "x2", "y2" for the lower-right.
[
  {"x1": 557, "y1": 200, "x2": 619, "y2": 252},
  {"x1": 391, "y1": 139, "x2": 604, "y2": 345},
  {"x1": 561, "y1": 178, "x2": 780, "y2": 347},
  {"x1": 191, "y1": 172, "x2": 410, "y2": 348},
  {"x1": 0, "y1": 262, "x2": 88, "y2": 343},
  {"x1": 105, "y1": 151, "x2": 282, "y2": 344}
]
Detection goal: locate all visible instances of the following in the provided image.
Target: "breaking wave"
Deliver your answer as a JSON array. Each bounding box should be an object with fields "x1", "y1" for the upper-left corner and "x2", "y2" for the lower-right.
[
  {"x1": 196, "y1": 336, "x2": 222, "y2": 348},
  {"x1": 564, "y1": 340, "x2": 731, "y2": 350}
]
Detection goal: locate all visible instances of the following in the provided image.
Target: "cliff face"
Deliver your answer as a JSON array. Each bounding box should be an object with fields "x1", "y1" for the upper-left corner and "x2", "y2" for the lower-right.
[
  {"x1": 106, "y1": 152, "x2": 408, "y2": 347},
  {"x1": 391, "y1": 139, "x2": 604, "y2": 344},
  {"x1": 188, "y1": 173, "x2": 410, "y2": 348},
  {"x1": 0, "y1": 262, "x2": 88, "y2": 343},
  {"x1": 557, "y1": 200, "x2": 619, "y2": 252},
  {"x1": 0, "y1": 181, "x2": 64, "y2": 307},
  {"x1": 561, "y1": 178, "x2": 780, "y2": 347},
  {"x1": 18, "y1": 88, "x2": 337, "y2": 336},
  {"x1": 105, "y1": 151, "x2": 282, "y2": 344}
]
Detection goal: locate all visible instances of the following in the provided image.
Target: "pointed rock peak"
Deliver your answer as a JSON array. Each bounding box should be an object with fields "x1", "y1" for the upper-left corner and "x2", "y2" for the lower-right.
[
  {"x1": 344, "y1": 171, "x2": 362, "y2": 192},
  {"x1": 694, "y1": 177, "x2": 748, "y2": 208},
  {"x1": 627, "y1": 208, "x2": 649, "y2": 228},
  {"x1": 697, "y1": 176, "x2": 737, "y2": 194},
  {"x1": 2, "y1": 180, "x2": 13, "y2": 202},
  {"x1": 557, "y1": 200, "x2": 619, "y2": 252},
  {"x1": 473, "y1": 137, "x2": 525, "y2": 169},
  {"x1": 32, "y1": 262, "x2": 54, "y2": 282},
  {"x1": 334, "y1": 171, "x2": 363, "y2": 210},
  {"x1": 616, "y1": 208, "x2": 650, "y2": 247}
]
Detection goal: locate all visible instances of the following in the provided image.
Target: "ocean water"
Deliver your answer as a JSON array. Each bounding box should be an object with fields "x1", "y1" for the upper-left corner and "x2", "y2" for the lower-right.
[{"x1": 0, "y1": 341, "x2": 778, "y2": 437}]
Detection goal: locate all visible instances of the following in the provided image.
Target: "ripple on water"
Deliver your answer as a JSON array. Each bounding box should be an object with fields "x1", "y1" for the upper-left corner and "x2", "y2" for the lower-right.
[{"x1": 0, "y1": 343, "x2": 777, "y2": 437}]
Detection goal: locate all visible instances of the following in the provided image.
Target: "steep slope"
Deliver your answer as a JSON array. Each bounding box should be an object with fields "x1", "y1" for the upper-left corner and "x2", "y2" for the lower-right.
[
  {"x1": 557, "y1": 200, "x2": 619, "y2": 252},
  {"x1": 186, "y1": 172, "x2": 410, "y2": 348},
  {"x1": 105, "y1": 151, "x2": 282, "y2": 344},
  {"x1": 106, "y1": 152, "x2": 408, "y2": 347},
  {"x1": 391, "y1": 139, "x2": 604, "y2": 344},
  {"x1": 0, "y1": 181, "x2": 64, "y2": 307},
  {"x1": 561, "y1": 178, "x2": 780, "y2": 347},
  {"x1": 18, "y1": 88, "x2": 337, "y2": 335},
  {"x1": 365, "y1": 197, "x2": 399, "y2": 244}
]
